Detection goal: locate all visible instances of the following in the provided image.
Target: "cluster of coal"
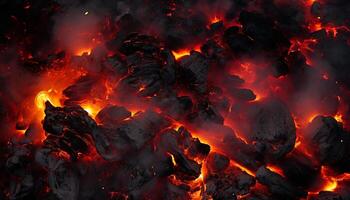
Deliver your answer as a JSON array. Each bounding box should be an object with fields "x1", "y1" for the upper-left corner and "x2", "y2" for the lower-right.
[{"x1": 1, "y1": 0, "x2": 350, "y2": 200}]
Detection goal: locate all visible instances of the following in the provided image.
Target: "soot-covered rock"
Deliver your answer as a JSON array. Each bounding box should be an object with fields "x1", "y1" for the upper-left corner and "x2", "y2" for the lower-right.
[
  {"x1": 92, "y1": 110, "x2": 170, "y2": 161},
  {"x1": 305, "y1": 116, "x2": 350, "y2": 172}
]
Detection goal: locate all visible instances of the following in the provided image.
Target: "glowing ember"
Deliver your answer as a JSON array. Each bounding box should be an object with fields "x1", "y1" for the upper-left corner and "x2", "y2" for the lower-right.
[
  {"x1": 75, "y1": 48, "x2": 92, "y2": 56},
  {"x1": 35, "y1": 89, "x2": 60, "y2": 111}
]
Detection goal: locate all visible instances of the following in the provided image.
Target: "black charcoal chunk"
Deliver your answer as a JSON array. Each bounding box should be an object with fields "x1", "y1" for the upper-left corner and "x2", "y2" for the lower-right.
[
  {"x1": 256, "y1": 166, "x2": 307, "y2": 199},
  {"x1": 178, "y1": 51, "x2": 209, "y2": 94},
  {"x1": 96, "y1": 105, "x2": 131, "y2": 126}
]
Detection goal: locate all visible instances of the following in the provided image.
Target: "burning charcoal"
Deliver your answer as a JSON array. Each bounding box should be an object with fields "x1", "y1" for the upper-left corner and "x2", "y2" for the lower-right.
[
  {"x1": 119, "y1": 33, "x2": 160, "y2": 55},
  {"x1": 157, "y1": 128, "x2": 209, "y2": 181},
  {"x1": 204, "y1": 165, "x2": 256, "y2": 199},
  {"x1": 115, "y1": 47, "x2": 176, "y2": 101},
  {"x1": 200, "y1": 39, "x2": 228, "y2": 65},
  {"x1": 92, "y1": 110, "x2": 170, "y2": 161},
  {"x1": 102, "y1": 54, "x2": 128, "y2": 77},
  {"x1": 275, "y1": 150, "x2": 320, "y2": 188},
  {"x1": 256, "y1": 166, "x2": 307, "y2": 199},
  {"x1": 43, "y1": 102, "x2": 96, "y2": 159},
  {"x1": 172, "y1": 151, "x2": 202, "y2": 181},
  {"x1": 209, "y1": 21, "x2": 224, "y2": 32},
  {"x1": 206, "y1": 152, "x2": 230, "y2": 173},
  {"x1": 153, "y1": 93, "x2": 193, "y2": 120},
  {"x1": 309, "y1": 191, "x2": 342, "y2": 200},
  {"x1": 43, "y1": 102, "x2": 96, "y2": 136},
  {"x1": 178, "y1": 51, "x2": 209, "y2": 94},
  {"x1": 220, "y1": 129, "x2": 263, "y2": 171},
  {"x1": 227, "y1": 88, "x2": 257, "y2": 101},
  {"x1": 251, "y1": 98, "x2": 296, "y2": 158},
  {"x1": 95, "y1": 105, "x2": 131, "y2": 126},
  {"x1": 63, "y1": 75, "x2": 97, "y2": 105},
  {"x1": 177, "y1": 127, "x2": 210, "y2": 158},
  {"x1": 22, "y1": 51, "x2": 66, "y2": 73},
  {"x1": 187, "y1": 101, "x2": 224, "y2": 125},
  {"x1": 305, "y1": 116, "x2": 350, "y2": 172}
]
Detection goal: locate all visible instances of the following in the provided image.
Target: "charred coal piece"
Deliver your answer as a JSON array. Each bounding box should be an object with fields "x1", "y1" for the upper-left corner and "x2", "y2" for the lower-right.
[
  {"x1": 305, "y1": 116, "x2": 350, "y2": 172},
  {"x1": 42, "y1": 102, "x2": 96, "y2": 159},
  {"x1": 227, "y1": 88, "x2": 257, "y2": 101},
  {"x1": 222, "y1": 74, "x2": 245, "y2": 87},
  {"x1": 223, "y1": 26, "x2": 256, "y2": 55},
  {"x1": 107, "y1": 146, "x2": 173, "y2": 198},
  {"x1": 63, "y1": 75, "x2": 97, "y2": 105},
  {"x1": 119, "y1": 33, "x2": 160, "y2": 55},
  {"x1": 251, "y1": 98, "x2": 296, "y2": 159},
  {"x1": 276, "y1": 150, "x2": 320, "y2": 188},
  {"x1": 204, "y1": 165, "x2": 256, "y2": 199},
  {"x1": 102, "y1": 54, "x2": 128, "y2": 77},
  {"x1": 200, "y1": 39, "x2": 228, "y2": 65},
  {"x1": 178, "y1": 51, "x2": 209, "y2": 94},
  {"x1": 21, "y1": 51, "x2": 66, "y2": 73},
  {"x1": 153, "y1": 93, "x2": 193, "y2": 120},
  {"x1": 309, "y1": 191, "x2": 343, "y2": 200},
  {"x1": 172, "y1": 151, "x2": 202, "y2": 181},
  {"x1": 6, "y1": 143, "x2": 35, "y2": 200},
  {"x1": 43, "y1": 102, "x2": 96, "y2": 136},
  {"x1": 187, "y1": 101, "x2": 224, "y2": 125},
  {"x1": 271, "y1": 56, "x2": 289, "y2": 77},
  {"x1": 163, "y1": 181, "x2": 191, "y2": 200},
  {"x1": 221, "y1": 131, "x2": 263, "y2": 171},
  {"x1": 48, "y1": 158, "x2": 79, "y2": 200},
  {"x1": 115, "y1": 48, "x2": 176, "y2": 101},
  {"x1": 95, "y1": 105, "x2": 131, "y2": 126},
  {"x1": 239, "y1": 11, "x2": 290, "y2": 51},
  {"x1": 256, "y1": 166, "x2": 307, "y2": 200},
  {"x1": 92, "y1": 110, "x2": 170, "y2": 161},
  {"x1": 157, "y1": 128, "x2": 209, "y2": 181},
  {"x1": 206, "y1": 152, "x2": 230, "y2": 173}
]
